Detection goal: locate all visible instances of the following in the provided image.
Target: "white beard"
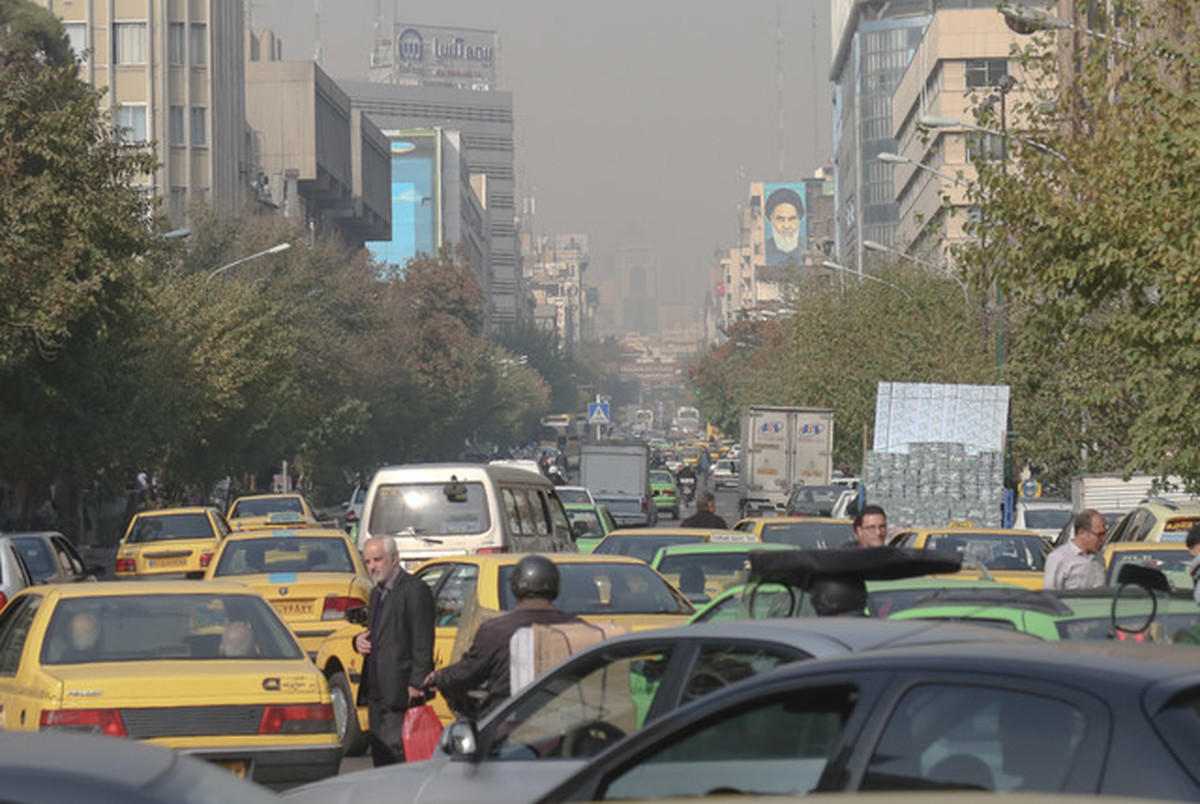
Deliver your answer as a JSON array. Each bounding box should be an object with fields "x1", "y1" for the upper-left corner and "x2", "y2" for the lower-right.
[{"x1": 773, "y1": 230, "x2": 800, "y2": 253}]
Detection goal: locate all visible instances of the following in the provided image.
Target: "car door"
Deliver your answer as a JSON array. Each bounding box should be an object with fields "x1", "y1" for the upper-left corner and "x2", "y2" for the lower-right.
[
  {"x1": 416, "y1": 562, "x2": 480, "y2": 669},
  {"x1": 0, "y1": 593, "x2": 45, "y2": 731},
  {"x1": 851, "y1": 673, "x2": 1111, "y2": 794}
]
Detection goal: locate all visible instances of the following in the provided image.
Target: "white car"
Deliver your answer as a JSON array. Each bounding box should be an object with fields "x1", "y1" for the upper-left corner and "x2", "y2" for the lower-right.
[
  {"x1": 711, "y1": 458, "x2": 739, "y2": 489},
  {"x1": 341, "y1": 485, "x2": 367, "y2": 533},
  {"x1": 1013, "y1": 497, "x2": 1073, "y2": 542},
  {"x1": 554, "y1": 485, "x2": 595, "y2": 506},
  {"x1": 0, "y1": 536, "x2": 34, "y2": 609}
]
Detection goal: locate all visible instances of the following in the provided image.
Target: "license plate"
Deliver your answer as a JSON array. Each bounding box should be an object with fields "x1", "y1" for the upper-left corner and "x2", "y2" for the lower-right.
[
  {"x1": 212, "y1": 759, "x2": 248, "y2": 779},
  {"x1": 276, "y1": 600, "x2": 315, "y2": 616},
  {"x1": 149, "y1": 557, "x2": 187, "y2": 569}
]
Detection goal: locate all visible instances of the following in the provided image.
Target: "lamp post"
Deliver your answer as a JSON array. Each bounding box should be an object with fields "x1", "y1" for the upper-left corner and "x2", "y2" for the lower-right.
[
  {"x1": 205, "y1": 243, "x2": 292, "y2": 284},
  {"x1": 919, "y1": 114, "x2": 1067, "y2": 163},
  {"x1": 862, "y1": 240, "x2": 970, "y2": 309},
  {"x1": 1000, "y1": 4, "x2": 1134, "y2": 47},
  {"x1": 820, "y1": 260, "x2": 912, "y2": 299},
  {"x1": 877, "y1": 152, "x2": 969, "y2": 188}
]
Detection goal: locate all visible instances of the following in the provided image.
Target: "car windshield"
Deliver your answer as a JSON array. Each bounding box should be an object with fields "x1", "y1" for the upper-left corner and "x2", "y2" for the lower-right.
[
  {"x1": 212, "y1": 536, "x2": 355, "y2": 576},
  {"x1": 42, "y1": 594, "x2": 303, "y2": 664},
  {"x1": 568, "y1": 509, "x2": 605, "y2": 537},
  {"x1": 593, "y1": 534, "x2": 704, "y2": 563},
  {"x1": 925, "y1": 533, "x2": 1047, "y2": 572},
  {"x1": 1108, "y1": 550, "x2": 1194, "y2": 589},
  {"x1": 230, "y1": 497, "x2": 305, "y2": 518},
  {"x1": 557, "y1": 488, "x2": 591, "y2": 505},
  {"x1": 127, "y1": 513, "x2": 214, "y2": 544},
  {"x1": 1024, "y1": 509, "x2": 1072, "y2": 529},
  {"x1": 760, "y1": 521, "x2": 853, "y2": 549},
  {"x1": 368, "y1": 482, "x2": 490, "y2": 536},
  {"x1": 499, "y1": 563, "x2": 693, "y2": 615},
  {"x1": 787, "y1": 486, "x2": 844, "y2": 515},
  {"x1": 655, "y1": 552, "x2": 754, "y2": 599},
  {"x1": 651, "y1": 472, "x2": 674, "y2": 485}
]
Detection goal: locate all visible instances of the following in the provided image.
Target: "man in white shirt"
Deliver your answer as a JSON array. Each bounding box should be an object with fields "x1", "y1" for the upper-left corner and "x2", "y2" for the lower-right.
[{"x1": 1043, "y1": 509, "x2": 1107, "y2": 590}]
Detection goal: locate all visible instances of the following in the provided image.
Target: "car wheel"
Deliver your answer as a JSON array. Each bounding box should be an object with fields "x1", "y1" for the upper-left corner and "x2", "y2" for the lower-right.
[{"x1": 329, "y1": 670, "x2": 368, "y2": 756}]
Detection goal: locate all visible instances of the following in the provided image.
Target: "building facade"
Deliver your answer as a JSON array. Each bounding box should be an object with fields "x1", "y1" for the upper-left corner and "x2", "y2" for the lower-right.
[
  {"x1": 523, "y1": 234, "x2": 591, "y2": 352},
  {"x1": 40, "y1": 0, "x2": 248, "y2": 223}
]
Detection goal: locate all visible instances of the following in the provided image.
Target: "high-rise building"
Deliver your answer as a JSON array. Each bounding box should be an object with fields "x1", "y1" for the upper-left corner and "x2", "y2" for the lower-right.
[
  {"x1": 342, "y1": 22, "x2": 521, "y2": 326},
  {"x1": 38, "y1": 0, "x2": 248, "y2": 224}
]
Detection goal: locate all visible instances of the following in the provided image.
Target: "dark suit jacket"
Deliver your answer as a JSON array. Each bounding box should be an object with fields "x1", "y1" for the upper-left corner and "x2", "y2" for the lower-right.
[{"x1": 356, "y1": 569, "x2": 435, "y2": 709}]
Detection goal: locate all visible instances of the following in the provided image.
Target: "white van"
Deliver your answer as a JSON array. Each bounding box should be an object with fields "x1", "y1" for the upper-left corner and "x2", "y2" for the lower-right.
[{"x1": 358, "y1": 463, "x2": 576, "y2": 567}]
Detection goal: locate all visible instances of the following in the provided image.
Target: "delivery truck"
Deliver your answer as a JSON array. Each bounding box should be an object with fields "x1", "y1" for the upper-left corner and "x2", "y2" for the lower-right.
[{"x1": 739, "y1": 406, "x2": 835, "y2": 516}]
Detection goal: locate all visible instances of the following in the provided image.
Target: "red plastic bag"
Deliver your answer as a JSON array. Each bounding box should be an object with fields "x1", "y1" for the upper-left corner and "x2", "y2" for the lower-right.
[{"x1": 402, "y1": 703, "x2": 443, "y2": 762}]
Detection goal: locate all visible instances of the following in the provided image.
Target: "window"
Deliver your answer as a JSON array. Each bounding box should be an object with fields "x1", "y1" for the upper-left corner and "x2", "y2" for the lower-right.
[
  {"x1": 863, "y1": 684, "x2": 1086, "y2": 792},
  {"x1": 488, "y1": 645, "x2": 676, "y2": 760},
  {"x1": 190, "y1": 106, "x2": 207, "y2": 146},
  {"x1": 113, "y1": 22, "x2": 146, "y2": 64},
  {"x1": 169, "y1": 105, "x2": 185, "y2": 145},
  {"x1": 168, "y1": 187, "x2": 188, "y2": 221},
  {"x1": 680, "y1": 643, "x2": 806, "y2": 704},
  {"x1": 0, "y1": 596, "x2": 41, "y2": 675},
  {"x1": 63, "y1": 22, "x2": 87, "y2": 61},
  {"x1": 423, "y1": 564, "x2": 478, "y2": 628},
  {"x1": 965, "y1": 58, "x2": 1008, "y2": 89},
  {"x1": 114, "y1": 105, "x2": 148, "y2": 143},
  {"x1": 168, "y1": 22, "x2": 185, "y2": 65},
  {"x1": 189, "y1": 23, "x2": 207, "y2": 66},
  {"x1": 600, "y1": 685, "x2": 858, "y2": 799},
  {"x1": 966, "y1": 131, "x2": 1005, "y2": 162}
]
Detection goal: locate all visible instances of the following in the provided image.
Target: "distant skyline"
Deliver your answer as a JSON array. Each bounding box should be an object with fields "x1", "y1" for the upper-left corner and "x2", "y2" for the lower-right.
[{"x1": 251, "y1": 0, "x2": 833, "y2": 315}]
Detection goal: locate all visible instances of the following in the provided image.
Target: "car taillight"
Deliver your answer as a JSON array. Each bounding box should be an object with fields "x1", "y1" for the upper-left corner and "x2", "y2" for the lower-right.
[
  {"x1": 0, "y1": 592, "x2": 7, "y2": 611},
  {"x1": 199, "y1": 552, "x2": 213, "y2": 568},
  {"x1": 663, "y1": 490, "x2": 676, "y2": 497},
  {"x1": 321, "y1": 595, "x2": 365, "y2": 621},
  {"x1": 476, "y1": 546, "x2": 508, "y2": 554},
  {"x1": 258, "y1": 704, "x2": 334, "y2": 735},
  {"x1": 346, "y1": 509, "x2": 358, "y2": 524},
  {"x1": 41, "y1": 709, "x2": 127, "y2": 737},
  {"x1": 115, "y1": 558, "x2": 136, "y2": 573}
]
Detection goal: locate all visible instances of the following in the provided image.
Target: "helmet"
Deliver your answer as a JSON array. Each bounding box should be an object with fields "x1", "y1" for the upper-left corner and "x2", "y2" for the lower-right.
[
  {"x1": 509, "y1": 555, "x2": 560, "y2": 600},
  {"x1": 808, "y1": 576, "x2": 868, "y2": 617}
]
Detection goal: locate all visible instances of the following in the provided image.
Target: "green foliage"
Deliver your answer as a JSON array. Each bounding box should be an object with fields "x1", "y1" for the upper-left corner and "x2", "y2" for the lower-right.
[
  {"x1": 694, "y1": 269, "x2": 992, "y2": 472},
  {"x1": 954, "y1": 0, "x2": 1200, "y2": 489}
]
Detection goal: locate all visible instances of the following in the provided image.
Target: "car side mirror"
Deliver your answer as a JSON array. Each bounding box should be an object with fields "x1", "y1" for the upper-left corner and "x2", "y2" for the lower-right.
[
  {"x1": 441, "y1": 719, "x2": 481, "y2": 761},
  {"x1": 346, "y1": 605, "x2": 369, "y2": 626}
]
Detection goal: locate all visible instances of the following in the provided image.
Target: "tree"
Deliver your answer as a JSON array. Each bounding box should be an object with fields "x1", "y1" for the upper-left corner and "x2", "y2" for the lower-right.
[{"x1": 955, "y1": 0, "x2": 1200, "y2": 488}]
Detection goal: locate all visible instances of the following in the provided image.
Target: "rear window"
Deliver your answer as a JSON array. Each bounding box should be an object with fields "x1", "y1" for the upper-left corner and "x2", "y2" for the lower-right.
[
  {"x1": 42, "y1": 594, "x2": 303, "y2": 664},
  {"x1": 13, "y1": 538, "x2": 56, "y2": 578},
  {"x1": 498, "y1": 563, "x2": 693, "y2": 615},
  {"x1": 213, "y1": 536, "x2": 355, "y2": 576},
  {"x1": 369, "y1": 482, "x2": 491, "y2": 537},
  {"x1": 127, "y1": 513, "x2": 215, "y2": 544},
  {"x1": 230, "y1": 497, "x2": 304, "y2": 518},
  {"x1": 593, "y1": 534, "x2": 704, "y2": 563},
  {"x1": 761, "y1": 521, "x2": 852, "y2": 549},
  {"x1": 1023, "y1": 509, "x2": 1072, "y2": 529},
  {"x1": 557, "y1": 488, "x2": 591, "y2": 505},
  {"x1": 925, "y1": 533, "x2": 1047, "y2": 572}
]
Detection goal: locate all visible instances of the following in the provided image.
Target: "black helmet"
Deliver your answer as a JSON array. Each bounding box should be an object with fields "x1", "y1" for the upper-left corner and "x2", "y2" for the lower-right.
[
  {"x1": 807, "y1": 576, "x2": 868, "y2": 617},
  {"x1": 509, "y1": 555, "x2": 560, "y2": 600}
]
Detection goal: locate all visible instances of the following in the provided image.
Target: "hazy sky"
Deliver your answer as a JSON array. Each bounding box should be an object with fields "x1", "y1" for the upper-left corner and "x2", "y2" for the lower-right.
[{"x1": 251, "y1": 0, "x2": 833, "y2": 307}]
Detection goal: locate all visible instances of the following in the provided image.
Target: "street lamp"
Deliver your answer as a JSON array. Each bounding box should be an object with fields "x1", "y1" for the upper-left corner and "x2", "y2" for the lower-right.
[
  {"x1": 205, "y1": 242, "x2": 292, "y2": 284},
  {"x1": 821, "y1": 260, "x2": 912, "y2": 299},
  {"x1": 919, "y1": 115, "x2": 1067, "y2": 162},
  {"x1": 877, "y1": 152, "x2": 969, "y2": 187},
  {"x1": 1000, "y1": 4, "x2": 1134, "y2": 47},
  {"x1": 862, "y1": 240, "x2": 970, "y2": 309}
]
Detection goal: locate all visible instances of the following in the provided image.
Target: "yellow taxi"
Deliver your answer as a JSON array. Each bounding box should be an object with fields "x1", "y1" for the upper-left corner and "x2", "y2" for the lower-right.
[
  {"x1": 0, "y1": 581, "x2": 341, "y2": 789},
  {"x1": 732, "y1": 516, "x2": 854, "y2": 549},
  {"x1": 887, "y1": 526, "x2": 1049, "y2": 589},
  {"x1": 226, "y1": 493, "x2": 320, "y2": 532},
  {"x1": 203, "y1": 528, "x2": 371, "y2": 657},
  {"x1": 591, "y1": 526, "x2": 760, "y2": 563},
  {"x1": 115, "y1": 507, "x2": 230, "y2": 579},
  {"x1": 1103, "y1": 541, "x2": 1195, "y2": 589}
]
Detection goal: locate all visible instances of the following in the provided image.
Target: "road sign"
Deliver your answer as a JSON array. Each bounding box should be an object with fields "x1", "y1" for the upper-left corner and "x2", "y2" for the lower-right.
[
  {"x1": 587, "y1": 401, "x2": 610, "y2": 425},
  {"x1": 1020, "y1": 479, "x2": 1042, "y2": 498}
]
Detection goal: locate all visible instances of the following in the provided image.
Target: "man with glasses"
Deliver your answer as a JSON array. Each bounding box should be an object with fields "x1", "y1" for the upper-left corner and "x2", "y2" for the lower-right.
[
  {"x1": 851, "y1": 505, "x2": 889, "y2": 548},
  {"x1": 1043, "y1": 508, "x2": 1107, "y2": 590}
]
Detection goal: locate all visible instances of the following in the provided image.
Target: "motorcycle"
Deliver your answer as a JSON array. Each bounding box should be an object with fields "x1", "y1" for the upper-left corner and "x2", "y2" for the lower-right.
[{"x1": 678, "y1": 475, "x2": 696, "y2": 504}]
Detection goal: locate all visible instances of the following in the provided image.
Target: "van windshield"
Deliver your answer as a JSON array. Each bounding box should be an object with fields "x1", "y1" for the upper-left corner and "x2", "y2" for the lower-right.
[{"x1": 369, "y1": 482, "x2": 491, "y2": 537}]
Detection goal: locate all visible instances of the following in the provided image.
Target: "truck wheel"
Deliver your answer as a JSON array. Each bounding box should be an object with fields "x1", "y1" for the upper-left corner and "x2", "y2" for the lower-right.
[{"x1": 329, "y1": 670, "x2": 368, "y2": 756}]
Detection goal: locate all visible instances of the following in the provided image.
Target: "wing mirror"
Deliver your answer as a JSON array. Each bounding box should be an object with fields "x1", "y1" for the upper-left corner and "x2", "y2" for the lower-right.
[{"x1": 441, "y1": 719, "x2": 481, "y2": 761}]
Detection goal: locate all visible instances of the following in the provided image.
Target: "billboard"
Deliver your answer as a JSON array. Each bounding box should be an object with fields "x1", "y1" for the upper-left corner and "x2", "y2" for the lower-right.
[
  {"x1": 367, "y1": 132, "x2": 438, "y2": 275},
  {"x1": 763, "y1": 182, "x2": 808, "y2": 264},
  {"x1": 394, "y1": 24, "x2": 497, "y2": 90}
]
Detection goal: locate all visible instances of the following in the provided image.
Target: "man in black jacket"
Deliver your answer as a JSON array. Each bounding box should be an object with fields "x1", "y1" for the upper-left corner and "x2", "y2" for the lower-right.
[
  {"x1": 681, "y1": 491, "x2": 729, "y2": 529},
  {"x1": 425, "y1": 555, "x2": 582, "y2": 719},
  {"x1": 355, "y1": 536, "x2": 435, "y2": 766}
]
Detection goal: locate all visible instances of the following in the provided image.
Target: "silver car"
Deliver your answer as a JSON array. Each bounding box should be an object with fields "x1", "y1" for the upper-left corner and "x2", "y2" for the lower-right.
[
  {"x1": 9, "y1": 531, "x2": 102, "y2": 584},
  {"x1": 285, "y1": 618, "x2": 1032, "y2": 804},
  {"x1": 0, "y1": 535, "x2": 34, "y2": 609}
]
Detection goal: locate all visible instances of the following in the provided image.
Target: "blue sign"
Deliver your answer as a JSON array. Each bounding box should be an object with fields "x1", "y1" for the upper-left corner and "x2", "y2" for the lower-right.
[{"x1": 587, "y1": 402, "x2": 610, "y2": 425}]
